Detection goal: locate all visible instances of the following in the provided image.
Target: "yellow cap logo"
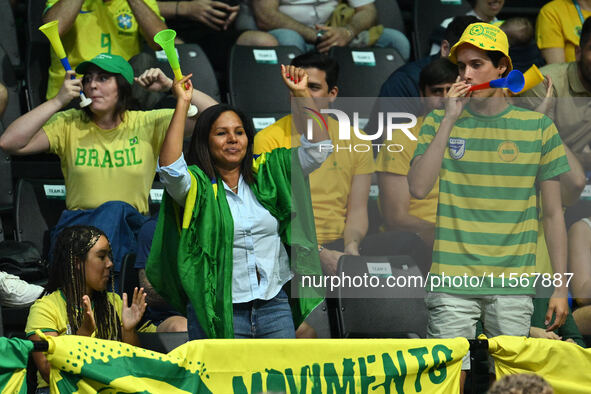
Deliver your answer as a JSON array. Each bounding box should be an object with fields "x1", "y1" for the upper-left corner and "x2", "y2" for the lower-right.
[
  {"x1": 497, "y1": 141, "x2": 519, "y2": 162},
  {"x1": 469, "y1": 25, "x2": 484, "y2": 36}
]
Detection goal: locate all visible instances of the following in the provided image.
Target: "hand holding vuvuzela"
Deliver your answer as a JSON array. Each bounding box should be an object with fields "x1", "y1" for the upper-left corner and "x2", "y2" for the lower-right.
[
  {"x1": 153, "y1": 29, "x2": 198, "y2": 117},
  {"x1": 39, "y1": 20, "x2": 92, "y2": 108},
  {"x1": 468, "y1": 69, "x2": 525, "y2": 94}
]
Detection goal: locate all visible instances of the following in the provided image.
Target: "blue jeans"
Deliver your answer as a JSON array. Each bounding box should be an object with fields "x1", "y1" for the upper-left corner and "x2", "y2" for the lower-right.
[
  {"x1": 187, "y1": 289, "x2": 295, "y2": 339},
  {"x1": 269, "y1": 27, "x2": 410, "y2": 61}
]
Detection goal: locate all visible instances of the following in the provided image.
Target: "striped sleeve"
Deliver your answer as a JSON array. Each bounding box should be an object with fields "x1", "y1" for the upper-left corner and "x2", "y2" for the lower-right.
[
  {"x1": 537, "y1": 116, "x2": 570, "y2": 182},
  {"x1": 412, "y1": 111, "x2": 441, "y2": 160}
]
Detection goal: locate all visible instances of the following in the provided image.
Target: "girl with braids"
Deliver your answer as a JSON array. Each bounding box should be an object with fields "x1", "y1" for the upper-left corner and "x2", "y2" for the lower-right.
[{"x1": 25, "y1": 226, "x2": 148, "y2": 391}]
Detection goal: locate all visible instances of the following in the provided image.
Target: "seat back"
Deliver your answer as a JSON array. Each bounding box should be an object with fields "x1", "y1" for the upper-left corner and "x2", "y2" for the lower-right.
[
  {"x1": 25, "y1": 42, "x2": 50, "y2": 110},
  {"x1": 157, "y1": 43, "x2": 221, "y2": 102},
  {"x1": 412, "y1": 0, "x2": 471, "y2": 59},
  {"x1": 27, "y1": 0, "x2": 46, "y2": 44},
  {"x1": 119, "y1": 253, "x2": 139, "y2": 298},
  {"x1": 0, "y1": 44, "x2": 23, "y2": 127},
  {"x1": 137, "y1": 332, "x2": 189, "y2": 353},
  {"x1": 0, "y1": 0, "x2": 22, "y2": 69},
  {"x1": 15, "y1": 179, "x2": 66, "y2": 257},
  {"x1": 375, "y1": 0, "x2": 405, "y2": 33},
  {"x1": 0, "y1": 124, "x2": 13, "y2": 212},
  {"x1": 329, "y1": 46, "x2": 406, "y2": 98},
  {"x1": 336, "y1": 254, "x2": 427, "y2": 338},
  {"x1": 228, "y1": 45, "x2": 302, "y2": 116}
]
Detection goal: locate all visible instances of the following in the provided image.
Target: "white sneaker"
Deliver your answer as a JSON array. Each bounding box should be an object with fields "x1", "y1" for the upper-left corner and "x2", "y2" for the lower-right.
[{"x1": 0, "y1": 271, "x2": 44, "y2": 307}]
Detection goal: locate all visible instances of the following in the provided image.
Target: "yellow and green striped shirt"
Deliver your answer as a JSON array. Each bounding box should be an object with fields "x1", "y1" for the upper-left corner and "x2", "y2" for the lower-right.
[{"x1": 414, "y1": 104, "x2": 569, "y2": 295}]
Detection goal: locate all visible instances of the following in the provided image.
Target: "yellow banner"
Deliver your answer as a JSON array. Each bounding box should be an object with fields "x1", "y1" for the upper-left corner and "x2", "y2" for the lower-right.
[
  {"x1": 489, "y1": 335, "x2": 591, "y2": 394},
  {"x1": 43, "y1": 335, "x2": 469, "y2": 393}
]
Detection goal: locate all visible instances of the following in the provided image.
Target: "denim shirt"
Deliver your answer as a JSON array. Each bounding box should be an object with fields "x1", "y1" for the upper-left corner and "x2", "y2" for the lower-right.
[{"x1": 158, "y1": 136, "x2": 331, "y2": 302}]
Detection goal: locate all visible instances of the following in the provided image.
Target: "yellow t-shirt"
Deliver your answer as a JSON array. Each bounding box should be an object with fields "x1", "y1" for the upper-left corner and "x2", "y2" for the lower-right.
[
  {"x1": 536, "y1": 0, "x2": 591, "y2": 63},
  {"x1": 45, "y1": 0, "x2": 162, "y2": 99},
  {"x1": 254, "y1": 115, "x2": 375, "y2": 244},
  {"x1": 375, "y1": 116, "x2": 438, "y2": 224},
  {"x1": 25, "y1": 290, "x2": 156, "y2": 388},
  {"x1": 43, "y1": 108, "x2": 173, "y2": 213}
]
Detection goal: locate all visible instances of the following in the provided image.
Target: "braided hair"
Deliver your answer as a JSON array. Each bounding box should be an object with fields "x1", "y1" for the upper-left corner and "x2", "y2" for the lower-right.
[{"x1": 46, "y1": 225, "x2": 121, "y2": 340}]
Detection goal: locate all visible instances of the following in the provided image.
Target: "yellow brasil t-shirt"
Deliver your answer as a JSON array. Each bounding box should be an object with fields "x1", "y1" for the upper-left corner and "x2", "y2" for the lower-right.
[
  {"x1": 375, "y1": 116, "x2": 439, "y2": 224},
  {"x1": 43, "y1": 108, "x2": 173, "y2": 214},
  {"x1": 536, "y1": 0, "x2": 591, "y2": 63},
  {"x1": 254, "y1": 115, "x2": 375, "y2": 244},
  {"x1": 44, "y1": 0, "x2": 162, "y2": 99}
]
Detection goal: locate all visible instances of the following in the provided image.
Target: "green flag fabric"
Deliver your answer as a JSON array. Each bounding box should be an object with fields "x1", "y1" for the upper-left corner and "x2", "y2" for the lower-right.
[
  {"x1": 147, "y1": 148, "x2": 323, "y2": 338},
  {"x1": 0, "y1": 337, "x2": 34, "y2": 394}
]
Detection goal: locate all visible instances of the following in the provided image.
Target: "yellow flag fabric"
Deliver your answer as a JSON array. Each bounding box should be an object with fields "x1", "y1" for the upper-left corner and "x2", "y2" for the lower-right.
[
  {"x1": 0, "y1": 337, "x2": 33, "y2": 394},
  {"x1": 488, "y1": 335, "x2": 591, "y2": 394},
  {"x1": 43, "y1": 334, "x2": 469, "y2": 393}
]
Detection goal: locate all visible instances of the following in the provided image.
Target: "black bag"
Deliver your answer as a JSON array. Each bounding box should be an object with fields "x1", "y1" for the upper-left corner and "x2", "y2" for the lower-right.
[{"x1": 0, "y1": 240, "x2": 48, "y2": 283}]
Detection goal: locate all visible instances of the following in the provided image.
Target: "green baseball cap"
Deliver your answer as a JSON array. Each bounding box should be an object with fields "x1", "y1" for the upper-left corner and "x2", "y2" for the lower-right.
[{"x1": 76, "y1": 53, "x2": 134, "y2": 85}]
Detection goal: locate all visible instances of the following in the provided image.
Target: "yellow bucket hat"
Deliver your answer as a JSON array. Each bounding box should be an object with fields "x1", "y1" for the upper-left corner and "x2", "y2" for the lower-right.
[{"x1": 448, "y1": 22, "x2": 512, "y2": 72}]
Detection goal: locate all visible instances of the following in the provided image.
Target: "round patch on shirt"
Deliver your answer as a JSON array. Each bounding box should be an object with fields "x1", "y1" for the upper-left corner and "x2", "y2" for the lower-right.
[
  {"x1": 448, "y1": 137, "x2": 466, "y2": 160},
  {"x1": 117, "y1": 13, "x2": 133, "y2": 30},
  {"x1": 497, "y1": 141, "x2": 519, "y2": 162}
]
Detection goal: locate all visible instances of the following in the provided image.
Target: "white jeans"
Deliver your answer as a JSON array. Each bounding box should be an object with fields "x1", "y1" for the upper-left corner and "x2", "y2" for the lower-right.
[{"x1": 426, "y1": 292, "x2": 533, "y2": 370}]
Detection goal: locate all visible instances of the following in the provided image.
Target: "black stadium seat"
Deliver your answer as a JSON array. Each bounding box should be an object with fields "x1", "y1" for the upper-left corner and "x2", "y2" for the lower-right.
[
  {"x1": 157, "y1": 43, "x2": 221, "y2": 103},
  {"x1": 0, "y1": 0, "x2": 22, "y2": 70},
  {"x1": 336, "y1": 254, "x2": 427, "y2": 338},
  {"x1": 412, "y1": 0, "x2": 471, "y2": 59},
  {"x1": 120, "y1": 253, "x2": 139, "y2": 299},
  {"x1": 0, "y1": 124, "x2": 13, "y2": 213},
  {"x1": 228, "y1": 45, "x2": 302, "y2": 125},
  {"x1": 328, "y1": 46, "x2": 406, "y2": 97},
  {"x1": 15, "y1": 179, "x2": 66, "y2": 258},
  {"x1": 375, "y1": 0, "x2": 406, "y2": 33},
  {"x1": 0, "y1": 45, "x2": 23, "y2": 127},
  {"x1": 25, "y1": 42, "x2": 50, "y2": 111},
  {"x1": 138, "y1": 332, "x2": 189, "y2": 353}
]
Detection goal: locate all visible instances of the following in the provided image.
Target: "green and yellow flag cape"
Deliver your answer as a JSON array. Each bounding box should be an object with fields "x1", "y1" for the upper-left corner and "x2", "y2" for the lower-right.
[
  {"x1": 0, "y1": 337, "x2": 33, "y2": 394},
  {"x1": 147, "y1": 148, "x2": 324, "y2": 338}
]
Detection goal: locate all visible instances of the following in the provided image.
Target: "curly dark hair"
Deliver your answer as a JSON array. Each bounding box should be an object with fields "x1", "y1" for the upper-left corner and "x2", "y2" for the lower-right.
[{"x1": 46, "y1": 225, "x2": 121, "y2": 340}]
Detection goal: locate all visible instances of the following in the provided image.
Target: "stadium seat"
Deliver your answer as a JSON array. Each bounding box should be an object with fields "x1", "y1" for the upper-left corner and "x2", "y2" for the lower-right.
[
  {"x1": 228, "y1": 45, "x2": 302, "y2": 120},
  {"x1": 0, "y1": 0, "x2": 22, "y2": 70},
  {"x1": 0, "y1": 44, "x2": 23, "y2": 127},
  {"x1": 375, "y1": 0, "x2": 406, "y2": 33},
  {"x1": 15, "y1": 179, "x2": 66, "y2": 258},
  {"x1": 0, "y1": 216, "x2": 4, "y2": 242},
  {"x1": 26, "y1": 0, "x2": 46, "y2": 45},
  {"x1": 329, "y1": 46, "x2": 406, "y2": 98},
  {"x1": 24, "y1": 41, "x2": 50, "y2": 111},
  {"x1": 119, "y1": 253, "x2": 139, "y2": 298},
  {"x1": 177, "y1": 44, "x2": 220, "y2": 103},
  {"x1": 500, "y1": 0, "x2": 552, "y2": 18},
  {"x1": 335, "y1": 254, "x2": 427, "y2": 338},
  {"x1": 565, "y1": 199, "x2": 591, "y2": 229},
  {"x1": 137, "y1": 331, "x2": 189, "y2": 353},
  {"x1": 412, "y1": 0, "x2": 471, "y2": 59},
  {"x1": 303, "y1": 300, "x2": 332, "y2": 338},
  {"x1": 0, "y1": 126, "x2": 13, "y2": 214}
]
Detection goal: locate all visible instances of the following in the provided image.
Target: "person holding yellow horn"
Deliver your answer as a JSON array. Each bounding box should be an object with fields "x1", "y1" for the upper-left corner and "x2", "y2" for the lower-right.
[{"x1": 0, "y1": 53, "x2": 217, "y2": 292}]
